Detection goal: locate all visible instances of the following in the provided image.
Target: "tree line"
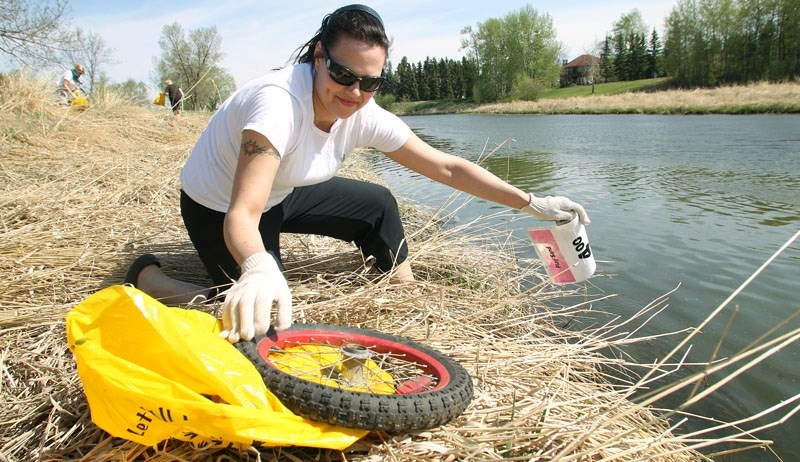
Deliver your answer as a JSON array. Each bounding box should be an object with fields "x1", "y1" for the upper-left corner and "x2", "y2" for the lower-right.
[
  {"x1": 3, "y1": 1, "x2": 796, "y2": 110},
  {"x1": 383, "y1": 0, "x2": 798, "y2": 102},
  {"x1": 381, "y1": 56, "x2": 477, "y2": 103},
  {"x1": 663, "y1": 0, "x2": 799, "y2": 87}
]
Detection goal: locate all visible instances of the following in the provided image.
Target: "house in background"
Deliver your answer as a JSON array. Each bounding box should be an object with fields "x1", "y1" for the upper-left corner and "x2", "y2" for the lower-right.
[{"x1": 560, "y1": 54, "x2": 601, "y2": 87}]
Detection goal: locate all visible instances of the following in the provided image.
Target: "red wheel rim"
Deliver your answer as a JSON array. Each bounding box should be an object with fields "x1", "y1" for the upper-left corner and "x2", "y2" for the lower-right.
[{"x1": 256, "y1": 329, "x2": 453, "y2": 394}]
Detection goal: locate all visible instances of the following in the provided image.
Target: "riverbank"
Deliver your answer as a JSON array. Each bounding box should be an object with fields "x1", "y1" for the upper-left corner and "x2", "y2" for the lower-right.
[
  {"x1": 392, "y1": 80, "x2": 800, "y2": 115},
  {"x1": 0, "y1": 75, "x2": 784, "y2": 461}
]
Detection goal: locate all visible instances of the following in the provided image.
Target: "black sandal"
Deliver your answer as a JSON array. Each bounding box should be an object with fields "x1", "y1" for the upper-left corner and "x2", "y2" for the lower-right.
[{"x1": 124, "y1": 254, "x2": 161, "y2": 287}]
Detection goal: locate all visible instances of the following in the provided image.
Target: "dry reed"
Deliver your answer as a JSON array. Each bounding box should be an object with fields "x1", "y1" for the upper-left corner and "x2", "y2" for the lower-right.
[
  {"x1": 1, "y1": 72, "x2": 797, "y2": 461},
  {"x1": 470, "y1": 81, "x2": 800, "y2": 114}
]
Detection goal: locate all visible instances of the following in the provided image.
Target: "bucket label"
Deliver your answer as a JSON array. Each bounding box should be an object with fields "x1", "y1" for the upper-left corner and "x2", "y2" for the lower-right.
[{"x1": 527, "y1": 215, "x2": 596, "y2": 284}]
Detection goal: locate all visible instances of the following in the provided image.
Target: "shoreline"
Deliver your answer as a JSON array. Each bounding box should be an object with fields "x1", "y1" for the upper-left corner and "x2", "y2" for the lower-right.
[{"x1": 391, "y1": 80, "x2": 800, "y2": 116}]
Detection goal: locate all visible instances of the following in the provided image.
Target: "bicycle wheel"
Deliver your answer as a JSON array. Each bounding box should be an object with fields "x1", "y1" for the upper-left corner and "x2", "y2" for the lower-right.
[{"x1": 235, "y1": 323, "x2": 473, "y2": 432}]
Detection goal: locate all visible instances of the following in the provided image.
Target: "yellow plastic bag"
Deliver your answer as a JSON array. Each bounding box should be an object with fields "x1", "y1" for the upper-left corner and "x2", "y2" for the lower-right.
[
  {"x1": 153, "y1": 92, "x2": 166, "y2": 106},
  {"x1": 71, "y1": 92, "x2": 89, "y2": 109},
  {"x1": 66, "y1": 285, "x2": 366, "y2": 449}
]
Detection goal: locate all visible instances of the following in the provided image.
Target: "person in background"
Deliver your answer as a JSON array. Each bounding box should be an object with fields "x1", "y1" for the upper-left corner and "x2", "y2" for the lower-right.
[
  {"x1": 164, "y1": 79, "x2": 184, "y2": 114},
  {"x1": 124, "y1": 4, "x2": 590, "y2": 343},
  {"x1": 57, "y1": 64, "x2": 84, "y2": 105}
]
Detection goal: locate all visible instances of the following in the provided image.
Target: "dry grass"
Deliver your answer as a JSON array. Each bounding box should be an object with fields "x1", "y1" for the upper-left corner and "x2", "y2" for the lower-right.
[
  {"x1": 1, "y1": 72, "x2": 797, "y2": 461},
  {"x1": 469, "y1": 81, "x2": 800, "y2": 114}
]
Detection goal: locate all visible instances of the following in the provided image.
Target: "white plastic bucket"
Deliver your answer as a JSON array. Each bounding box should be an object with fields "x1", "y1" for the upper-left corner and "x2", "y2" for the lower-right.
[{"x1": 527, "y1": 214, "x2": 596, "y2": 284}]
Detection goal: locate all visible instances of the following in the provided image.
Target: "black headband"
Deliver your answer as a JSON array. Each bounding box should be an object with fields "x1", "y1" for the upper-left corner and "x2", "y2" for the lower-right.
[{"x1": 331, "y1": 4, "x2": 384, "y2": 30}]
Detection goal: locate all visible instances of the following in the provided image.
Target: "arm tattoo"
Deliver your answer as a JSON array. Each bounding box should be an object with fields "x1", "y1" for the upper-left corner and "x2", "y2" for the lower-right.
[{"x1": 241, "y1": 140, "x2": 280, "y2": 160}]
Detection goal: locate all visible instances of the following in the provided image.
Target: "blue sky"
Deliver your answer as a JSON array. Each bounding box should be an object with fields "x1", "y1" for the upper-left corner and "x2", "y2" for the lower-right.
[{"x1": 65, "y1": 0, "x2": 677, "y2": 89}]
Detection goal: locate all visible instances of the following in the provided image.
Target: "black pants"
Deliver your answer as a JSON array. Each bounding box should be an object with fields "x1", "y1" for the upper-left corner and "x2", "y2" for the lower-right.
[{"x1": 180, "y1": 176, "x2": 408, "y2": 289}]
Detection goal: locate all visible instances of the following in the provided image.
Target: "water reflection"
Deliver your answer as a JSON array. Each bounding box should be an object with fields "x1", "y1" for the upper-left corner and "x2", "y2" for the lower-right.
[
  {"x1": 478, "y1": 151, "x2": 564, "y2": 192},
  {"x1": 412, "y1": 129, "x2": 461, "y2": 153}
]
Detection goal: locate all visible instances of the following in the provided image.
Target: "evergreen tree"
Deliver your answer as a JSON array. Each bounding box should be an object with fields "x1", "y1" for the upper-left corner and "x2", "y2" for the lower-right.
[
  {"x1": 461, "y1": 56, "x2": 477, "y2": 99},
  {"x1": 600, "y1": 36, "x2": 613, "y2": 82},
  {"x1": 609, "y1": 9, "x2": 649, "y2": 81},
  {"x1": 631, "y1": 32, "x2": 648, "y2": 79},
  {"x1": 415, "y1": 62, "x2": 429, "y2": 100},
  {"x1": 612, "y1": 33, "x2": 627, "y2": 81},
  {"x1": 424, "y1": 57, "x2": 441, "y2": 100},
  {"x1": 647, "y1": 29, "x2": 662, "y2": 78},
  {"x1": 439, "y1": 58, "x2": 455, "y2": 100},
  {"x1": 395, "y1": 56, "x2": 417, "y2": 101}
]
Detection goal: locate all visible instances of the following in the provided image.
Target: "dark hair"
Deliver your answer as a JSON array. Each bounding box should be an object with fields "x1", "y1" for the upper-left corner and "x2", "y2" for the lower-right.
[{"x1": 292, "y1": 4, "x2": 389, "y2": 64}]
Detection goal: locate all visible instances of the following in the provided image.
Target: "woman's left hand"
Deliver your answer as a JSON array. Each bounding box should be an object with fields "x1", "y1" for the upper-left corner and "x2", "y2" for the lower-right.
[{"x1": 220, "y1": 252, "x2": 292, "y2": 343}]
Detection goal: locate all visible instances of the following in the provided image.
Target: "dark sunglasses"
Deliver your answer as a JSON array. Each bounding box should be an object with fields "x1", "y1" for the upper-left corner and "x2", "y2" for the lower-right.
[{"x1": 322, "y1": 45, "x2": 385, "y2": 92}]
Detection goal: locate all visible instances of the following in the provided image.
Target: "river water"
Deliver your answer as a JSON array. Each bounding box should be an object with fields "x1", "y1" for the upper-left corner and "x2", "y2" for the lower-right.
[{"x1": 364, "y1": 114, "x2": 799, "y2": 460}]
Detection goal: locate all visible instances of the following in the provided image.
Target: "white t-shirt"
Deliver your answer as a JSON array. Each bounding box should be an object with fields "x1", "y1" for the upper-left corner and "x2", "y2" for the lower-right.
[
  {"x1": 57, "y1": 70, "x2": 78, "y2": 90},
  {"x1": 180, "y1": 63, "x2": 411, "y2": 213}
]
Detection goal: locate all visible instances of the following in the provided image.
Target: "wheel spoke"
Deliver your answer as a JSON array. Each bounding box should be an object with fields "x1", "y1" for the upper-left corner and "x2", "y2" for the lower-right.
[{"x1": 266, "y1": 339, "x2": 440, "y2": 392}]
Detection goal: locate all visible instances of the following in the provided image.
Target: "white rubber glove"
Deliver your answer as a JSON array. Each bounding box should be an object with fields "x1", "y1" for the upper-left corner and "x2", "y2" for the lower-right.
[
  {"x1": 520, "y1": 193, "x2": 591, "y2": 225},
  {"x1": 220, "y1": 252, "x2": 292, "y2": 343}
]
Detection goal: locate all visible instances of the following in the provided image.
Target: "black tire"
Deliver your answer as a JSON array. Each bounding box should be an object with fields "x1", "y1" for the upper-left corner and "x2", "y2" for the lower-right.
[{"x1": 235, "y1": 323, "x2": 473, "y2": 432}]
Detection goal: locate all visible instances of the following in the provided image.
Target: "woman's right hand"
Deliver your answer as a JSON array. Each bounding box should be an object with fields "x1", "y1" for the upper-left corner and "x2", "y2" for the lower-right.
[
  {"x1": 220, "y1": 252, "x2": 292, "y2": 343},
  {"x1": 521, "y1": 193, "x2": 590, "y2": 225}
]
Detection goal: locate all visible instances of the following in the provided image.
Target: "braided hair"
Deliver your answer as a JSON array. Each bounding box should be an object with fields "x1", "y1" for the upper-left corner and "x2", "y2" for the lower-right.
[{"x1": 293, "y1": 4, "x2": 389, "y2": 64}]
